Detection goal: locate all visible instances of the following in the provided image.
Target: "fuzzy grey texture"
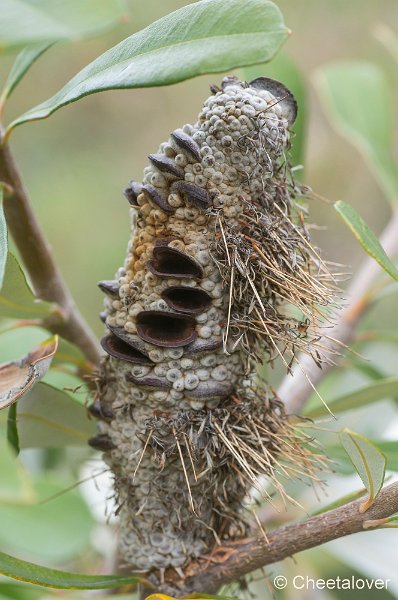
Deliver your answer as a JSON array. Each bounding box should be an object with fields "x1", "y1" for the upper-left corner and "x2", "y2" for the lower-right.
[{"x1": 96, "y1": 77, "x2": 297, "y2": 572}]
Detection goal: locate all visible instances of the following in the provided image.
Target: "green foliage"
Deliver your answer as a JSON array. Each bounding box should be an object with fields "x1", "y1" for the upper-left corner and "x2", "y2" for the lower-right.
[
  {"x1": 0, "y1": 44, "x2": 52, "y2": 107},
  {"x1": 340, "y1": 429, "x2": 386, "y2": 511},
  {"x1": 315, "y1": 61, "x2": 398, "y2": 202},
  {"x1": 0, "y1": 549, "x2": 144, "y2": 589},
  {"x1": 0, "y1": 187, "x2": 6, "y2": 287},
  {"x1": 16, "y1": 382, "x2": 95, "y2": 449},
  {"x1": 0, "y1": 477, "x2": 94, "y2": 563},
  {"x1": 8, "y1": 0, "x2": 288, "y2": 133},
  {"x1": 305, "y1": 376, "x2": 398, "y2": 418},
  {"x1": 0, "y1": 254, "x2": 53, "y2": 319},
  {"x1": 334, "y1": 200, "x2": 398, "y2": 282},
  {"x1": 329, "y1": 439, "x2": 398, "y2": 474},
  {"x1": 0, "y1": 0, "x2": 127, "y2": 51},
  {"x1": 0, "y1": 438, "x2": 35, "y2": 504}
]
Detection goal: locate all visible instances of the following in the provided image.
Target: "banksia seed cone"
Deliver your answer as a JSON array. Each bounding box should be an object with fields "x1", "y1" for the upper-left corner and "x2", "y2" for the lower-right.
[{"x1": 90, "y1": 76, "x2": 335, "y2": 575}]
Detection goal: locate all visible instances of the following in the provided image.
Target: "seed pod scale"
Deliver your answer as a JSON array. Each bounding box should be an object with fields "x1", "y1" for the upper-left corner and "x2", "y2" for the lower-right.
[{"x1": 92, "y1": 76, "x2": 336, "y2": 576}]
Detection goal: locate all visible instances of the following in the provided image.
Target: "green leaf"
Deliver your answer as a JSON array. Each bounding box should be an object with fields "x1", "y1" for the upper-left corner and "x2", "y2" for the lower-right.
[
  {"x1": 0, "y1": 582, "x2": 44, "y2": 600},
  {"x1": 335, "y1": 200, "x2": 398, "y2": 282},
  {"x1": 0, "y1": 0, "x2": 127, "y2": 51},
  {"x1": 311, "y1": 487, "x2": 367, "y2": 516},
  {"x1": 315, "y1": 61, "x2": 398, "y2": 202},
  {"x1": 329, "y1": 439, "x2": 398, "y2": 473},
  {"x1": 0, "y1": 477, "x2": 94, "y2": 563},
  {"x1": 0, "y1": 438, "x2": 35, "y2": 505},
  {"x1": 0, "y1": 550, "x2": 143, "y2": 590},
  {"x1": 54, "y1": 336, "x2": 93, "y2": 371},
  {"x1": 7, "y1": 403, "x2": 19, "y2": 454},
  {"x1": 305, "y1": 377, "x2": 398, "y2": 418},
  {"x1": 0, "y1": 186, "x2": 7, "y2": 287},
  {"x1": 0, "y1": 44, "x2": 53, "y2": 109},
  {"x1": 16, "y1": 382, "x2": 95, "y2": 448},
  {"x1": 0, "y1": 253, "x2": 53, "y2": 318},
  {"x1": 238, "y1": 52, "x2": 307, "y2": 166},
  {"x1": 340, "y1": 429, "x2": 386, "y2": 512},
  {"x1": 8, "y1": 0, "x2": 288, "y2": 133}
]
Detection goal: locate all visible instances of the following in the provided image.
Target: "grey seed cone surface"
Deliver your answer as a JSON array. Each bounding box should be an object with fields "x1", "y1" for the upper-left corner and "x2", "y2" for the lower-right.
[{"x1": 91, "y1": 76, "x2": 332, "y2": 573}]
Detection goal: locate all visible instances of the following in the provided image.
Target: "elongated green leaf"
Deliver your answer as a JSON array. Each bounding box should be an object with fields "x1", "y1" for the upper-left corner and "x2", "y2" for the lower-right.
[
  {"x1": 305, "y1": 377, "x2": 398, "y2": 418},
  {"x1": 329, "y1": 439, "x2": 398, "y2": 473},
  {"x1": 340, "y1": 429, "x2": 386, "y2": 512},
  {"x1": 8, "y1": 0, "x2": 288, "y2": 132},
  {"x1": 0, "y1": 582, "x2": 44, "y2": 600},
  {"x1": 0, "y1": 0, "x2": 127, "y2": 51},
  {"x1": 316, "y1": 62, "x2": 398, "y2": 201},
  {"x1": 7, "y1": 403, "x2": 19, "y2": 454},
  {"x1": 0, "y1": 187, "x2": 6, "y2": 287},
  {"x1": 0, "y1": 253, "x2": 53, "y2": 318},
  {"x1": 311, "y1": 487, "x2": 367, "y2": 516},
  {"x1": 0, "y1": 438, "x2": 35, "y2": 505},
  {"x1": 239, "y1": 52, "x2": 307, "y2": 166},
  {"x1": 335, "y1": 201, "x2": 398, "y2": 282},
  {"x1": 0, "y1": 550, "x2": 143, "y2": 589},
  {"x1": 0, "y1": 477, "x2": 94, "y2": 562},
  {"x1": 0, "y1": 44, "x2": 53, "y2": 108},
  {"x1": 315, "y1": 61, "x2": 398, "y2": 201},
  {"x1": 16, "y1": 382, "x2": 95, "y2": 448}
]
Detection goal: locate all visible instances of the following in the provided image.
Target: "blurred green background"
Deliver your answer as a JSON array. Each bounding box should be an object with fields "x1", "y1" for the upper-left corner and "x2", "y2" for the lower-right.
[{"x1": 1, "y1": 1, "x2": 398, "y2": 599}]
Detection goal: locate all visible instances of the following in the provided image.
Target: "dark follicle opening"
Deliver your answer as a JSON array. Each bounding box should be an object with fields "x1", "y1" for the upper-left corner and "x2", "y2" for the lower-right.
[
  {"x1": 170, "y1": 129, "x2": 201, "y2": 162},
  {"x1": 106, "y1": 325, "x2": 149, "y2": 356},
  {"x1": 147, "y1": 246, "x2": 203, "y2": 280},
  {"x1": 148, "y1": 153, "x2": 185, "y2": 179},
  {"x1": 162, "y1": 286, "x2": 212, "y2": 314},
  {"x1": 136, "y1": 310, "x2": 197, "y2": 347},
  {"x1": 142, "y1": 184, "x2": 174, "y2": 214},
  {"x1": 126, "y1": 374, "x2": 172, "y2": 388},
  {"x1": 186, "y1": 380, "x2": 233, "y2": 400},
  {"x1": 88, "y1": 400, "x2": 114, "y2": 421},
  {"x1": 173, "y1": 181, "x2": 210, "y2": 211},
  {"x1": 123, "y1": 181, "x2": 142, "y2": 206},
  {"x1": 88, "y1": 434, "x2": 115, "y2": 451},
  {"x1": 101, "y1": 334, "x2": 153, "y2": 365},
  {"x1": 98, "y1": 280, "x2": 119, "y2": 297},
  {"x1": 185, "y1": 338, "x2": 223, "y2": 355},
  {"x1": 249, "y1": 77, "x2": 298, "y2": 126}
]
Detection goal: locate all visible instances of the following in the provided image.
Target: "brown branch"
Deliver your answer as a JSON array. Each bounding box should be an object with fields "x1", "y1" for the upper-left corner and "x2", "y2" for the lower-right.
[
  {"x1": 178, "y1": 481, "x2": 398, "y2": 594},
  {"x1": 278, "y1": 205, "x2": 398, "y2": 415},
  {"x1": 0, "y1": 126, "x2": 101, "y2": 365}
]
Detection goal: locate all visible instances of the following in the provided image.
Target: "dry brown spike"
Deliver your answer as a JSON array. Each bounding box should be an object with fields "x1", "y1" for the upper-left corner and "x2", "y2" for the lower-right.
[{"x1": 93, "y1": 75, "x2": 337, "y2": 578}]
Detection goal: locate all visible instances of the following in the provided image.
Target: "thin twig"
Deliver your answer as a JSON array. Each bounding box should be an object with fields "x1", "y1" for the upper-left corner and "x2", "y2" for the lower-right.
[
  {"x1": 278, "y1": 205, "x2": 398, "y2": 415},
  {"x1": 0, "y1": 125, "x2": 101, "y2": 365},
  {"x1": 178, "y1": 480, "x2": 398, "y2": 594}
]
